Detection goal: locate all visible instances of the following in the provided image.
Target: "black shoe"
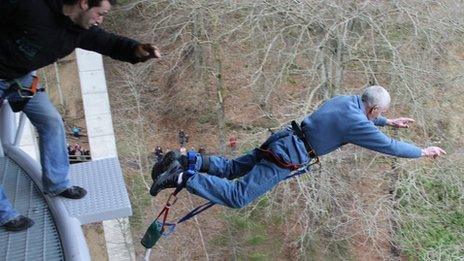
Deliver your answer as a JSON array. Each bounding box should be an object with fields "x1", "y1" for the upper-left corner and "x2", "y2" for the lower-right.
[
  {"x1": 59, "y1": 186, "x2": 87, "y2": 199},
  {"x1": 151, "y1": 151, "x2": 188, "y2": 182},
  {"x1": 2, "y1": 215, "x2": 34, "y2": 232},
  {"x1": 150, "y1": 164, "x2": 185, "y2": 196}
]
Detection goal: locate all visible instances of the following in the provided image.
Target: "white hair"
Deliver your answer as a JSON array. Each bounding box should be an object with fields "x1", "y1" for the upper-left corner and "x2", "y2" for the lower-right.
[{"x1": 361, "y1": 85, "x2": 391, "y2": 108}]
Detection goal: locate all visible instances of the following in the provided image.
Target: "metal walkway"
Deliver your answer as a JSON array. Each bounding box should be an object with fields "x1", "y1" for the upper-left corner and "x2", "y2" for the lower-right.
[
  {"x1": 0, "y1": 156, "x2": 63, "y2": 260},
  {"x1": 1, "y1": 101, "x2": 133, "y2": 260},
  {"x1": 65, "y1": 157, "x2": 132, "y2": 225}
]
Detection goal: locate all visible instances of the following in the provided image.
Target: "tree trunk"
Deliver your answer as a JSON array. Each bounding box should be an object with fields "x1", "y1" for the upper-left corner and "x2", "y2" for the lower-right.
[{"x1": 212, "y1": 14, "x2": 227, "y2": 154}]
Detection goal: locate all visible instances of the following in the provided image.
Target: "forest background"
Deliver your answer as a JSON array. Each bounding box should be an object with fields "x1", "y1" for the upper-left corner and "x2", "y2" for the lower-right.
[{"x1": 46, "y1": 0, "x2": 464, "y2": 260}]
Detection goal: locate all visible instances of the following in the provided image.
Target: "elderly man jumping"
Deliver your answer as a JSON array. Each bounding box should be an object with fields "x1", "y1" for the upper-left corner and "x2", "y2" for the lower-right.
[{"x1": 150, "y1": 86, "x2": 446, "y2": 208}]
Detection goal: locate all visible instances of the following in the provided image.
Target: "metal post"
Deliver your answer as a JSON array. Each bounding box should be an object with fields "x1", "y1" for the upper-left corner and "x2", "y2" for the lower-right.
[
  {"x1": 13, "y1": 112, "x2": 26, "y2": 147},
  {"x1": 0, "y1": 100, "x2": 16, "y2": 146},
  {"x1": 0, "y1": 99, "x2": 4, "y2": 156},
  {"x1": 54, "y1": 62, "x2": 64, "y2": 106},
  {"x1": 0, "y1": 133, "x2": 3, "y2": 157}
]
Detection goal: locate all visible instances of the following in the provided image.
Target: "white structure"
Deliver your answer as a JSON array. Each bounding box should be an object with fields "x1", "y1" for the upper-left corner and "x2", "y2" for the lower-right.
[{"x1": 76, "y1": 48, "x2": 136, "y2": 261}]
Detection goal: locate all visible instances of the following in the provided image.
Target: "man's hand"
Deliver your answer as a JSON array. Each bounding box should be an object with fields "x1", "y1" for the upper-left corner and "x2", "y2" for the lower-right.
[
  {"x1": 135, "y1": 44, "x2": 161, "y2": 61},
  {"x1": 387, "y1": 117, "x2": 415, "y2": 128},
  {"x1": 421, "y1": 146, "x2": 446, "y2": 159}
]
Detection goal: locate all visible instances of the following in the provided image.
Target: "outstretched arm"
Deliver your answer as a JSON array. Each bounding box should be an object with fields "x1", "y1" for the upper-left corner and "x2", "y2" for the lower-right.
[
  {"x1": 347, "y1": 117, "x2": 446, "y2": 159},
  {"x1": 347, "y1": 118, "x2": 422, "y2": 158},
  {"x1": 78, "y1": 26, "x2": 161, "y2": 63},
  {"x1": 386, "y1": 117, "x2": 415, "y2": 128},
  {"x1": 384, "y1": 118, "x2": 447, "y2": 157}
]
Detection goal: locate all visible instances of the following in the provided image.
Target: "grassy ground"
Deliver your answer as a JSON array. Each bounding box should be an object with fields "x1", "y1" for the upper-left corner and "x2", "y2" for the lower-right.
[{"x1": 395, "y1": 158, "x2": 464, "y2": 260}]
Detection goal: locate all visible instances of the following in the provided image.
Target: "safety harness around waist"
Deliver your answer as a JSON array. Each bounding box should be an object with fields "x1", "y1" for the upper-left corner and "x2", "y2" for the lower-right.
[
  {"x1": 258, "y1": 121, "x2": 320, "y2": 171},
  {"x1": 13, "y1": 75, "x2": 44, "y2": 98},
  {"x1": 1, "y1": 75, "x2": 44, "y2": 98},
  {"x1": 2, "y1": 75, "x2": 45, "y2": 112}
]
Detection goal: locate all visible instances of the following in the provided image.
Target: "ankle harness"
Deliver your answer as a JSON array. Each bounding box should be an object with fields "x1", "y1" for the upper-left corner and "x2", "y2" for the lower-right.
[{"x1": 142, "y1": 150, "x2": 214, "y2": 249}]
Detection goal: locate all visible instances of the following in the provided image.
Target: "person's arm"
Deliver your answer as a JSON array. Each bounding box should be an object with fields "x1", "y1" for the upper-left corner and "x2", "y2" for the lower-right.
[
  {"x1": 346, "y1": 117, "x2": 423, "y2": 158},
  {"x1": 386, "y1": 117, "x2": 415, "y2": 128},
  {"x1": 374, "y1": 116, "x2": 416, "y2": 128},
  {"x1": 78, "y1": 26, "x2": 160, "y2": 63},
  {"x1": 373, "y1": 116, "x2": 388, "y2": 126}
]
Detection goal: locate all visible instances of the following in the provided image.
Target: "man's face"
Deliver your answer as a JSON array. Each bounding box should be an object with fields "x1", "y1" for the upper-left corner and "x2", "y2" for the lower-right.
[
  {"x1": 76, "y1": 0, "x2": 111, "y2": 29},
  {"x1": 366, "y1": 105, "x2": 388, "y2": 120}
]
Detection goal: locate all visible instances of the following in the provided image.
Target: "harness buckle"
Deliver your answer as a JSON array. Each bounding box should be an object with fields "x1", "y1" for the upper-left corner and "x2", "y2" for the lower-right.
[
  {"x1": 290, "y1": 121, "x2": 317, "y2": 159},
  {"x1": 166, "y1": 191, "x2": 179, "y2": 206},
  {"x1": 15, "y1": 76, "x2": 40, "y2": 99}
]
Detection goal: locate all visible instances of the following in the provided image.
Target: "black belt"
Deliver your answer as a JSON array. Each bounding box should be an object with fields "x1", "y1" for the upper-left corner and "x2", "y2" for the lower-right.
[
  {"x1": 1, "y1": 78, "x2": 45, "y2": 95},
  {"x1": 291, "y1": 121, "x2": 317, "y2": 159}
]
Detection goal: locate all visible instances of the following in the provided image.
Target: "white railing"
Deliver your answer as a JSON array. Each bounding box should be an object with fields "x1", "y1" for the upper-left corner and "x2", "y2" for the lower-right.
[
  {"x1": 13, "y1": 112, "x2": 27, "y2": 147},
  {"x1": 0, "y1": 100, "x2": 5, "y2": 157},
  {"x1": 0, "y1": 101, "x2": 91, "y2": 261}
]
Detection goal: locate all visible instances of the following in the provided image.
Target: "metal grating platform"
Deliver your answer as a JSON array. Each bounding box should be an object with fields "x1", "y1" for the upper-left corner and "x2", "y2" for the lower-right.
[
  {"x1": 63, "y1": 157, "x2": 132, "y2": 224},
  {"x1": 0, "y1": 157, "x2": 63, "y2": 261}
]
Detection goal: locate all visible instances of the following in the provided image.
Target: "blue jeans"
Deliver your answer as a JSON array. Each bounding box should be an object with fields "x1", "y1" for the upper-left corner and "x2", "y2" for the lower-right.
[
  {"x1": 187, "y1": 131, "x2": 310, "y2": 208},
  {"x1": 0, "y1": 72, "x2": 70, "y2": 224},
  {"x1": 0, "y1": 188, "x2": 17, "y2": 225}
]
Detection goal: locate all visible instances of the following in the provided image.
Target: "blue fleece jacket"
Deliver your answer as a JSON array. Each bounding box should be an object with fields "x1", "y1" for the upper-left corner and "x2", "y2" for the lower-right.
[{"x1": 301, "y1": 95, "x2": 422, "y2": 158}]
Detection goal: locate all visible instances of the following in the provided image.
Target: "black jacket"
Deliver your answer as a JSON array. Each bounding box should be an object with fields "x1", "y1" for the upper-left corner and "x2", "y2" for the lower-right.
[{"x1": 0, "y1": 0, "x2": 142, "y2": 80}]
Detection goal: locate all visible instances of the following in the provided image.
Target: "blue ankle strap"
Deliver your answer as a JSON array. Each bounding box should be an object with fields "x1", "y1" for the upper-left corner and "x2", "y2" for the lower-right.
[{"x1": 187, "y1": 151, "x2": 197, "y2": 171}]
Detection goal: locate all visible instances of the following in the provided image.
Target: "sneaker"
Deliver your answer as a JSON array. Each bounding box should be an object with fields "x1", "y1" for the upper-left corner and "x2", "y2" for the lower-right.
[
  {"x1": 2, "y1": 215, "x2": 34, "y2": 232},
  {"x1": 58, "y1": 186, "x2": 87, "y2": 199},
  {"x1": 151, "y1": 151, "x2": 188, "y2": 182},
  {"x1": 150, "y1": 164, "x2": 185, "y2": 197}
]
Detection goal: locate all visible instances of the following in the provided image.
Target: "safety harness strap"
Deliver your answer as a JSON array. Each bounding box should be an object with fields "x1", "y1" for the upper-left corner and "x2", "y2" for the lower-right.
[
  {"x1": 178, "y1": 202, "x2": 216, "y2": 224},
  {"x1": 187, "y1": 151, "x2": 196, "y2": 171},
  {"x1": 290, "y1": 121, "x2": 317, "y2": 159},
  {"x1": 155, "y1": 187, "x2": 182, "y2": 234},
  {"x1": 258, "y1": 121, "x2": 320, "y2": 172},
  {"x1": 153, "y1": 150, "x2": 214, "y2": 236},
  {"x1": 257, "y1": 148, "x2": 302, "y2": 171},
  {"x1": 149, "y1": 141, "x2": 319, "y2": 245},
  {"x1": 176, "y1": 151, "x2": 216, "y2": 224},
  {"x1": 14, "y1": 75, "x2": 43, "y2": 98}
]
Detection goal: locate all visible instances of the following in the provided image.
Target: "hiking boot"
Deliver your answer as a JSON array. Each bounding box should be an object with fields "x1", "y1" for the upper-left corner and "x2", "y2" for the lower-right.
[
  {"x1": 150, "y1": 164, "x2": 186, "y2": 197},
  {"x1": 2, "y1": 215, "x2": 34, "y2": 232},
  {"x1": 151, "y1": 150, "x2": 190, "y2": 182},
  {"x1": 58, "y1": 186, "x2": 87, "y2": 199},
  {"x1": 151, "y1": 150, "x2": 210, "y2": 183}
]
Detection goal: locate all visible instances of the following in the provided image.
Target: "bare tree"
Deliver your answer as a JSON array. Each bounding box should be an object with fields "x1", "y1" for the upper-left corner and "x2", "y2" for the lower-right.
[{"x1": 105, "y1": 0, "x2": 464, "y2": 259}]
